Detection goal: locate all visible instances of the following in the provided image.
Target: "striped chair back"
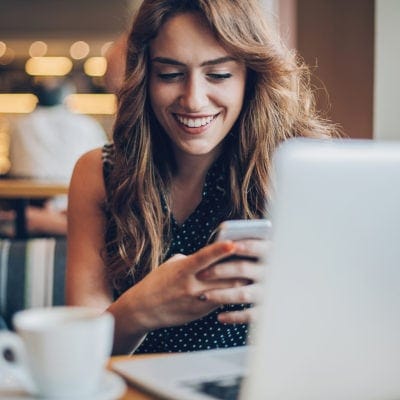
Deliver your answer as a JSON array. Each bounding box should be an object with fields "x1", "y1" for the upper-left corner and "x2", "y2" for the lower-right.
[{"x1": 0, "y1": 238, "x2": 67, "y2": 328}]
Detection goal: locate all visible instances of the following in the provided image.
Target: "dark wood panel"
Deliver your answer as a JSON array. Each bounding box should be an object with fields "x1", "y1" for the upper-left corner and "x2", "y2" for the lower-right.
[
  {"x1": 0, "y1": 0, "x2": 133, "y2": 38},
  {"x1": 297, "y1": 0, "x2": 374, "y2": 138}
]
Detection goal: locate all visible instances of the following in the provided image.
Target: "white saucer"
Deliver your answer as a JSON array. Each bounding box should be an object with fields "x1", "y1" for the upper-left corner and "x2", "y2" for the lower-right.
[{"x1": 0, "y1": 370, "x2": 127, "y2": 400}]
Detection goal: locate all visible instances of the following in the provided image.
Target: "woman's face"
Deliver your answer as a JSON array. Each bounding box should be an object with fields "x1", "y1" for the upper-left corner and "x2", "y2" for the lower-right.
[{"x1": 149, "y1": 12, "x2": 246, "y2": 162}]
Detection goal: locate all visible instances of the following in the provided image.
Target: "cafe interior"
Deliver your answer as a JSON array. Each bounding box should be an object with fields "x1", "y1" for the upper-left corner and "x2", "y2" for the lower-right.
[
  {"x1": 0, "y1": 0, "x2": 399, "y2": 399},
  {"x1": 0, "y1": 0, "x2": 386, "y2": 237}
]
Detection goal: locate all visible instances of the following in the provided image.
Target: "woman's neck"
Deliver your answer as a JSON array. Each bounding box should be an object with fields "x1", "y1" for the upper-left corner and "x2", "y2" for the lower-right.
[
  {"x1": 170, "y1": 151, "x2": 221, "y2": 225},
  {"x1": 173, "y1": 147, "x2": 220, "y2": 181}
]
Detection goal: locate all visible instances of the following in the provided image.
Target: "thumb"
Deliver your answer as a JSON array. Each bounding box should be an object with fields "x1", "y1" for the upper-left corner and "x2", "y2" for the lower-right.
[
  {"x1": 168, "y1": 253, "x2": 187, "y2": 262},
  {"x1": 159, "y1": 253, "x2": 187, "y2": 268}
]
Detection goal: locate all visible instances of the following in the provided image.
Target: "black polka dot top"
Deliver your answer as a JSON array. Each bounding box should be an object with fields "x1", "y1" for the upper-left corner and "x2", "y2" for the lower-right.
[{"x1": 102, "y1": 143, "x2": 249, "y2": 353}]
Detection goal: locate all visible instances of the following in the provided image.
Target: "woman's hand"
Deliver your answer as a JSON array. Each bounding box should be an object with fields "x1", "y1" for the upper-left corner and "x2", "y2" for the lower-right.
[
  {"x1": 114, "y1": 240, "x2": 250, "y2": 335},
  {"x1": 196, "y1": 239, "x2": 271, "y2": 324},
  {"x1": 109, "y1": 238, "x2": 270, "y2": 353}
]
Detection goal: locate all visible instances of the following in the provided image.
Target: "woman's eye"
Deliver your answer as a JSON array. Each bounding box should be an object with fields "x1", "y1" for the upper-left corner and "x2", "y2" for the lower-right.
[
  {"x1": 158, "y1": 72, "x2": 183, "y2": 81},
  {"x1": 207, "y1": 73, "x2": 232, "y2": 81}
]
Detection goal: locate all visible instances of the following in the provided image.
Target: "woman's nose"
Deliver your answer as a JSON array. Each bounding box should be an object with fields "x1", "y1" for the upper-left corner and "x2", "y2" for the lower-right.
[{"x1": 179, "y1": 75, "x2": 208, "y2": 111}]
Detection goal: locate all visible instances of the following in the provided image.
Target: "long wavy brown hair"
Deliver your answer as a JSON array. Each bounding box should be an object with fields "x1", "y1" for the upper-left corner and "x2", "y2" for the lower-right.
[{"x1": 105, "y1": 0, "x2": 339, "y2": 291}]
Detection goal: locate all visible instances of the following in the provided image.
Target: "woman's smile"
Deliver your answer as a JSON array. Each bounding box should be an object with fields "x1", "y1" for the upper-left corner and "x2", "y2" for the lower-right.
[{"x1": 173, "y1": 113, "x2": 219, "y2": 136}]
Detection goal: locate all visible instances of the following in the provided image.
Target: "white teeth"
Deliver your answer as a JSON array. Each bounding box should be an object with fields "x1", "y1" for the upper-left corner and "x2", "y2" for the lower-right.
[{"x1": 176, "y1": 115, "x2": 215, "y2": 128}]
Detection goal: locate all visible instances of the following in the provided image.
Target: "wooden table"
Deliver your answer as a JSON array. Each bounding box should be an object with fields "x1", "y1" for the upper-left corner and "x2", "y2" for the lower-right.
[{"x1": 0, "y1": 178, "x2": 69, "y2": 238}]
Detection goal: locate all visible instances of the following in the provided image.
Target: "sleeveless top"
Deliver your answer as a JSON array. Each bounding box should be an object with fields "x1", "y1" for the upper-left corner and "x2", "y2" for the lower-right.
[{"x1": 102, "y1": 143, "x2": 249, "y2": 353}]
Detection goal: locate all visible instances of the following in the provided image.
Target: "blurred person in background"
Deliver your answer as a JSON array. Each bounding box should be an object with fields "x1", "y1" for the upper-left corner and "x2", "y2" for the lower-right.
[{"x1": 0, "y1": 77, "x2": 107, "y2": 237}]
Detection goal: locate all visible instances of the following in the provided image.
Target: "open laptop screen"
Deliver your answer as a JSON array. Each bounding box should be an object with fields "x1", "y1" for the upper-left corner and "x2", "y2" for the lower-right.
[{"x1": 244, "y1": 138, "x2": 400, "y2": 399}]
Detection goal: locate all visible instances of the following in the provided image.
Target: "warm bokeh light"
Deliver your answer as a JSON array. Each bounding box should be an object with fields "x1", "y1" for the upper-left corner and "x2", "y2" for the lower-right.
[
  {"x1": 101, "y1": 41, "x2": 113, "y2": 56},
  {"x1": 29, "y1": 41, "x2": 48, "y2": 57},
  {"x1": 25, "y1": 56, "x2": 73, "y2": 76},
  {"x1": 65, "y1": 93, "x2": 116, "y2": 115},
  {"x1": 0, "y1": 94, "x2": 38, "y2": 113},
  {"x1": 70, "y1": 41, "x2": 90, "y2": 60},
  {"x1": 0, "y1": 117, "x2": 11, "y2": 174},
  {"x1": 0, "y1": 41, "x2": 6, "y2": 58},
  {"x1": 0, "y1": 47, "x2": 15, "y2": 65},
  {"x1": 0, "y1": 158, "x2": 11, "y2": 175},
  {"x1": 83, "y1": 56, "x2": 107, "y2": 77}
]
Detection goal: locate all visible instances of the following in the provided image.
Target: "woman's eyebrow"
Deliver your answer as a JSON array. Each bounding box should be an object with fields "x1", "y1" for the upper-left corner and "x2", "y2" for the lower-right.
[
  {"x1": 151, "y1": 57, "x2": 185, "y2": 66},
  {"x1": 201, "y1": 56, "x2": 236, "y2": 66},
  {"x1": 151, "y1": 56, "x2": 236, "y2": 67}
]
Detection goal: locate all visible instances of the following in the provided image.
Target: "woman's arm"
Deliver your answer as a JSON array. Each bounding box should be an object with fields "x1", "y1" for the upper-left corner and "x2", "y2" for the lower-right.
[
  {"x1": 66, "y1": 149, "x2": 148, "y2": 353},
  {"x1": 66, "y1": 148, "x2": 111, "y2": 309}
]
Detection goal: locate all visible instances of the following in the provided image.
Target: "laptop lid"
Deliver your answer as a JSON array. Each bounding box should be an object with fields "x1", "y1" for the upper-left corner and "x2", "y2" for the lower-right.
[{"x1": 243, "y1": 138, "x2": 400, "y2": 399}]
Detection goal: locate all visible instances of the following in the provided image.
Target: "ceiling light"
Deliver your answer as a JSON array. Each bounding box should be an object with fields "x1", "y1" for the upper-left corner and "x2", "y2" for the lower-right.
[
  {"x1": 0, "y1": 94, "x2": 38, "y2": 113},
  {"x1": 83, "y1": 56, "x2": 107, "y2": 77},
  {"x1": 70, "y1": 41, "x2": 90, "y2": 60},
  {"x1": 25, "y1": 57, "x2": 73, "y2": 76},
  {"x1": 101, "y1": 41, "x2": 113, "y2": 56},
  {"x1": 65, "y1": 93, "x2": 116, "y2": 115},
  {"x1": 29, "y1": 41, "x2": 48, "y2": 57},
  {"x1": 0, "y1": 42, "x2": 6, "y2": 58},
  {"x1": 0, "y1": 47, "x2": 15, "y2": 65}
]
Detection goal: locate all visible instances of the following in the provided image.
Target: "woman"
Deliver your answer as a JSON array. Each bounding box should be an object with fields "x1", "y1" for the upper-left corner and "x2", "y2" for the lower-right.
[{"x1": 66, "y1": 0, "x2": 338, "y2": 355}]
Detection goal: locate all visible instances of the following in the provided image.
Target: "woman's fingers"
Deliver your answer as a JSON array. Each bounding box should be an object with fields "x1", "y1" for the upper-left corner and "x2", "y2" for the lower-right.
[
  {"x1": 189, "y1": 241, "x2": 237, "y2": 273},
  {"x1": 217, "y1": 307, "x2": 258, "y2": 324},
  {"x1": 159, "y1": 241, "x2": 236, "y2": 274},
  {"x1": 198, "y1": 259, "x2": 265, "y2": 283},
  {"x1": 197, "y1": 239, "x2": 270, "y2": 281},
  {"x1": 234, "y1": 239, "x2": 272, "y2": 260},
  {"x1": 137, "y1": 241, "x2": 264, "y2": 329},
  {"x1": 202, "y1": 282, "x2": 262, "y2": 305}
]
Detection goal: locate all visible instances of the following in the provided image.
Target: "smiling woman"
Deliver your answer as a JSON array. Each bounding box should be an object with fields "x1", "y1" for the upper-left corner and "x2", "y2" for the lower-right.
[{"x1": 65, "y1": 0, "x2": 340, "y2": 356}]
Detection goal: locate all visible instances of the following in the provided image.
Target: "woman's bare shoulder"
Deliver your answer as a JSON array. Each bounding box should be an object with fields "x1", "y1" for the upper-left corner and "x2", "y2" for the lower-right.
[
  {"x1": 70, "y1": 147, "x2": 106, "y2": 201},
  {"x1": 75, "y1": 147, "x2": 104, "y2": 169}
]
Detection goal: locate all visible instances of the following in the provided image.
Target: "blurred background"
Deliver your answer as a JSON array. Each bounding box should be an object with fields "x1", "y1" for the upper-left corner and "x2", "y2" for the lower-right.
[
  {"x1": 0, "y1": 0, "x2": 398, "y2": 155},
  {"x1": 0, "y1": 0, "x2": 140, "y2": 237},
  {"x1": 0, "y1": 0, "x2": 138, "y2": 139},
  {"x1": 0, "y1": 0, "x2": 399, "y2": 238}
]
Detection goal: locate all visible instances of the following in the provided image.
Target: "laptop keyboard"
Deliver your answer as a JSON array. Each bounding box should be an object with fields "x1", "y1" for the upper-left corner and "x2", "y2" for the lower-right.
[{"x1": 186, "y1": 375, "x2": 243, "y2": 400}]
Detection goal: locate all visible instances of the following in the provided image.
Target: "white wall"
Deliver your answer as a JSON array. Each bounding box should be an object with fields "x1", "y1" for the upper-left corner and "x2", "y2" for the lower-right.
[{"x1": 374, "y1": 0, "x2": 400, "y2": 140}]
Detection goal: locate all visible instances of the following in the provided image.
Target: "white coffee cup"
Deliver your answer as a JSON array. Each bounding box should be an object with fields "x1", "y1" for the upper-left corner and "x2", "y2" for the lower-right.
[{"x1": 0, "y1": 306, "x2": 114, "y2": 398}]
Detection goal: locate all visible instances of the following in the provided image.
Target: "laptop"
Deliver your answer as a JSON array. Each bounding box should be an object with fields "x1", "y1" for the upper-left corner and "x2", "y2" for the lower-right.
[{"x1": 112, "y1": 138, "x2": 400, "y2": 400}]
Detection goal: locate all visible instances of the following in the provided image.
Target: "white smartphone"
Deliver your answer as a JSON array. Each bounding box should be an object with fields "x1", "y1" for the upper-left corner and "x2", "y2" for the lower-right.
[{"x1": 213, "y1": 219, "x2": 272, "y2": 242}]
